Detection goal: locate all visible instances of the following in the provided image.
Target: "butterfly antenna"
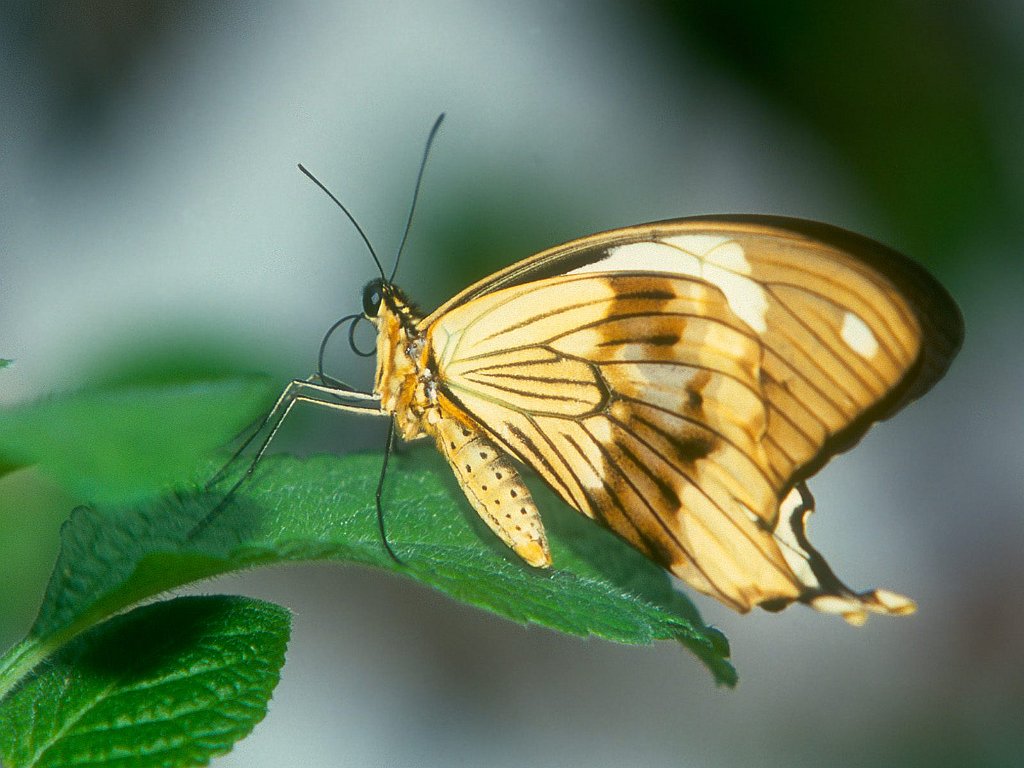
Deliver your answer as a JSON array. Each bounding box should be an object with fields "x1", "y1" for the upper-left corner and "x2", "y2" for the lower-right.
[
  {"x1": 317, "y1": 312, "x2": 364, "y2": 382},
  {"x1": 389, "y1": 112, "x2": 445, "y2": 282},
  {"x1": 298, "y1": 163, "x2": 387, "y2": 281}
]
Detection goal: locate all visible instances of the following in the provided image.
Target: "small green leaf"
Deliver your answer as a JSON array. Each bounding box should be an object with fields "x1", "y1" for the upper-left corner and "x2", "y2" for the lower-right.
[
  {"x1": 18, "y1": 449, "x2": 735, "y2": 685},
  {"x1": 0, "y1": 359, "x2": 11, "y2": 369},
  {"x1": 0, "y1": 595, "x2": 290, "y2": 768},
  {"x1": 0, "y1": 378, "x2": 276, "y2": 505}
]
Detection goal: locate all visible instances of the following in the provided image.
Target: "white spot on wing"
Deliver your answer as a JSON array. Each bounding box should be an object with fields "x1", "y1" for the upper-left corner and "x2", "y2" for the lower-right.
[
  {"x1": 663, "y1": 237, "x2": 765, "y2": 331},
  {"x1": 665, "y1": 234, "x2": 731, "y2": 257},
  {"x1": 678, "y1": 237, "x2": 751, "y2": 274},
  {"x1": 701, "y1": 263, "x2": 768, "y2": 333},
  {"x1": 840, "y1": 312, "x2": 879, "y2": 358},
  {"x1": 571, "y1": 240, "x2": 701, "y2": 275},
  {"x1": 567, "y1": 236, "x2": 769, "y2": 332}
]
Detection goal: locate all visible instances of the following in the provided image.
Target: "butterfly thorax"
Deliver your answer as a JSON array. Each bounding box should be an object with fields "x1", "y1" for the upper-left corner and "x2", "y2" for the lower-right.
[{"x1": 372, "y1": 290, "x2": 439, "y2": 441}]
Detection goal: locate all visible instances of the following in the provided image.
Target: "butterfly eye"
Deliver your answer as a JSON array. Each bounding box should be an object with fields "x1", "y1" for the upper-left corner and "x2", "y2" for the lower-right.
[{"x1": 362, "y1": 279, "x2": 385, "y2": 317}]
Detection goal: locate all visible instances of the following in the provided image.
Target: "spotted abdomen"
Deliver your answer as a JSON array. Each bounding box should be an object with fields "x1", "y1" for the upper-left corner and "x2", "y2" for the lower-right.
[{"x1": 433, "y1": 416, "x2": 551, "y2": 568}]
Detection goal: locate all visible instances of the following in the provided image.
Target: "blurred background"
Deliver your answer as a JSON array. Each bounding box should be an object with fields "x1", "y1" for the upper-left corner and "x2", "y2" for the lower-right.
[{"x1": 1, "y1": 2, "x2": 1022, "y2": 766}]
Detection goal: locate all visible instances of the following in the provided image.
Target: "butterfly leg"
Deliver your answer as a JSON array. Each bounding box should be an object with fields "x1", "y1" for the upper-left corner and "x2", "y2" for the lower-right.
[
  {"x1": 432, "y1": 416, "x2": 551, "y2": 568},
  {"x1": 206, "y1": 375, "x2": 380, "y2": 489},
  {"x1": 189, "y1": 377, "x2": 385, "y2": 539}
]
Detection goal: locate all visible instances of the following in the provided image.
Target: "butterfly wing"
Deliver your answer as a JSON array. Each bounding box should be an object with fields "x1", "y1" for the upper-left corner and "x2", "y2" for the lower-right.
[{"x1": 422, "y1": 216, "x2": 962, "y2": 620}]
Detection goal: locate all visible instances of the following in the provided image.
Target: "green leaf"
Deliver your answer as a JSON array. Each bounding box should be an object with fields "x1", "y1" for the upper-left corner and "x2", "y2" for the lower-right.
[
  {"x1": 0, "y1": 359, "x2": 11, "y2": 369},
  {"x1": 11, "y1": 449, "x2": 735, "y2": 686},
  {"x1": 0, "y1": 378, "x2": 276, "y2": 505},
  {"x1": 0, "y1": 595, "x2": 290, "y2": 768}
]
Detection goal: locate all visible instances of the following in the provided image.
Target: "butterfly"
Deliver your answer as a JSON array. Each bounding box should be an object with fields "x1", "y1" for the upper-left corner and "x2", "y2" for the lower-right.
[
  {"x1": 234, "y1": 214, "x2": 961, "y2": 627},
  {"x1": 211, "y1": 122, "x2": 963, "y2": 625}
]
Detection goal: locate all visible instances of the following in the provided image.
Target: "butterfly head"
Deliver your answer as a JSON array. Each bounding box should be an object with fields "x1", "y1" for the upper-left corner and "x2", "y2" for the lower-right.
[
  {"x1": 362, "y1": 278, "x2": 420, "y2": 331},
  {"x1": 361, "y1": 278, "x2": 386, "y2": 318}
]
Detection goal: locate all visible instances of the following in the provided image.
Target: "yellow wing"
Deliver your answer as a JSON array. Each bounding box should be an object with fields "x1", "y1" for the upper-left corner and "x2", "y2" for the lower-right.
[{"x1": 422, "y1": 217, "x2": 962, "y2": 621}]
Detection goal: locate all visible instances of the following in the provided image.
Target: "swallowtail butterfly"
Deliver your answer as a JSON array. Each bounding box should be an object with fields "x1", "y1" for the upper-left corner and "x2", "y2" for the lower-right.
[{"x1": 220, "y1": 124, "x2": 962, "y2": 625}]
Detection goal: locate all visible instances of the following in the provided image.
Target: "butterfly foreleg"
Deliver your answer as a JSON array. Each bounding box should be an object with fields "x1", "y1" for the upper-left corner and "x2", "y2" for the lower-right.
[{"x1": 432, "y1": 416, "x2": 551, "y2": 568}]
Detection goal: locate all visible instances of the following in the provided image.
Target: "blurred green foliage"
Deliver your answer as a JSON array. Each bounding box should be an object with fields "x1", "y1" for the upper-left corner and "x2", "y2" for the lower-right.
[
  {"x1": 655, "y1": 1, "x2": 1014, "y2": 272},
  {"x1": 0, "y1": 378, "x2": 276, "y2": 505}
]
